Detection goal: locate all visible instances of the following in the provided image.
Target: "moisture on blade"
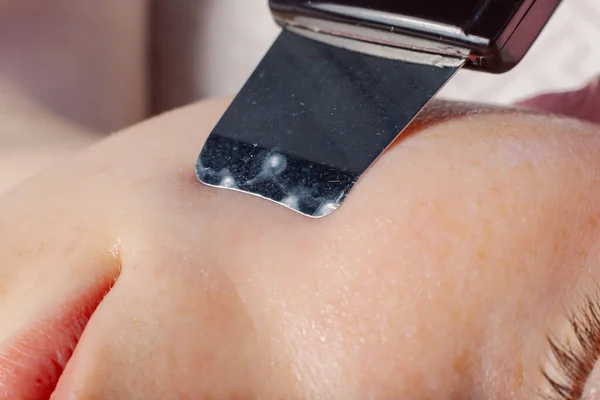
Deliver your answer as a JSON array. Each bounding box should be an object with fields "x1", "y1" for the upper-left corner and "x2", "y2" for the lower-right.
[{"x1": 196, "y1": 29, "x2": 464, "y2": 218}]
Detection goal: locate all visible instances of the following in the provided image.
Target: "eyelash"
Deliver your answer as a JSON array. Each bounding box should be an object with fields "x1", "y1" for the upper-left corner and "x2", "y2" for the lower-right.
[{"x1": 543, "y1": 293, "x2": 600, "y2": 400}]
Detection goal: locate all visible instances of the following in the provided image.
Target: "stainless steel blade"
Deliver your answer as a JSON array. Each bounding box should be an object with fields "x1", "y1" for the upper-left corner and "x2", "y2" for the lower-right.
[{"x1": 196, "y1": 28, "x2": 466, "y2": 218}]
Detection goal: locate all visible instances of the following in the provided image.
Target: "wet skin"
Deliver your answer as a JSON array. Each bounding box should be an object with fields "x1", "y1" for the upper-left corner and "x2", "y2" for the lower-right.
[{"x1": 1, "y1": 98, "x2": 600, "y2": 399}]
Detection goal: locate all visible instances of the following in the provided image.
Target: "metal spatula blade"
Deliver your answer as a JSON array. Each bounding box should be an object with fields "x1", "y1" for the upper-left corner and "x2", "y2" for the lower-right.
[{"x1": 196, "y1": 29, "x2": 465, "y2": 218}]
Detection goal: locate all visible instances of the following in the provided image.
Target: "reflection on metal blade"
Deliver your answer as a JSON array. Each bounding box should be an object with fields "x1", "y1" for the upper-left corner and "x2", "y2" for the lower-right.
[{"x1": 196, "y1": 29, "x2": 466, "y2": 218}]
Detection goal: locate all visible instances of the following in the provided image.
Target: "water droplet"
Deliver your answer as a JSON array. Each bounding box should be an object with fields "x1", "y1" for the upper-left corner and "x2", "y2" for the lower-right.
[
  {"x1": 315, "y1": 201, "x2": 338, "y2": 217},
  {"x1": 220, "y1": 175, "x2": 237, "y2": 188},
  {"x1": 263, "y1": 153, "x2": 287, "y2": 176},
  {"x1": 281, "y1": 195, "x2": 300, "y2": 210}
]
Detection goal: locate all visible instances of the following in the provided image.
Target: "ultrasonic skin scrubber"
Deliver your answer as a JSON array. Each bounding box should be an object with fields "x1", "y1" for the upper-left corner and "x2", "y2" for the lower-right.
[{"x1": 196, "y1": 0, "x2": 561, "y2": 218}]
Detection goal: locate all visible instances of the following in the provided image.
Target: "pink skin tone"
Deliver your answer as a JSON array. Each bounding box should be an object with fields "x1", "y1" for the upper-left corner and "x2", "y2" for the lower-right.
[
  {"x1": 0, "y1": 3, "x2": 600, "y2": 398},
  {"x1": 0, "y1": 288, "x2": 109, "y2": 399},
  {"x1": 517, "y1": 76, "x2": 600, "y2": 124},
  {"x1": 0, "y1": 98, "x2": 599, "y2": 398}
]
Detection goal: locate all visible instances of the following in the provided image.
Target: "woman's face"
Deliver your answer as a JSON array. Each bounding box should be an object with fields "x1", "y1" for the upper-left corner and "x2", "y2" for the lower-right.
[{"x1": 1, "y1": 99, "x2": 600, "y2": 399}]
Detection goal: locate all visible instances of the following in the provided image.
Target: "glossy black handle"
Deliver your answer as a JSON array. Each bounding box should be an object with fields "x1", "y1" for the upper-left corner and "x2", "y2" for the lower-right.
[
  {"x1": 270, "y1": 0, "x2": 561, "y2": 73},
  {"x1": 270, "y1": 0, "x2": 525, "y2": 40}
]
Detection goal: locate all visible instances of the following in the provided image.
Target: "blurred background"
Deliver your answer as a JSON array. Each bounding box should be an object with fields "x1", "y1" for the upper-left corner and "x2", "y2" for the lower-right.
[
  {"x1": 0, "y1": 0, "x2": 598, "y2": 135},
  {"x1": 0, "y1": 0, "x2": 597, "y2": 193},
  {"x1": 151, "y1": 0, "x2": 600, "y2": 111}
]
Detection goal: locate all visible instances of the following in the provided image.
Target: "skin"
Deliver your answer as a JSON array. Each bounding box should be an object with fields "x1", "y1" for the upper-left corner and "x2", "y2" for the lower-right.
[
  {"x1": 1, "y1": 97, "x2": 600, "y2": 398},
  {"x1": 517, "y1": 77, "x2": 600, "y2": 125},
  {"x1": 1, "y1": 1, "x2": 600, "y2": 398}
]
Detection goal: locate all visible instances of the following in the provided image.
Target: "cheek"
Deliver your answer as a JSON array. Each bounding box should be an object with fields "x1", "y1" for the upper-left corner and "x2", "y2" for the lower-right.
[{"x1": 195, "y1": 210, "x2": 476, "y2": 397}]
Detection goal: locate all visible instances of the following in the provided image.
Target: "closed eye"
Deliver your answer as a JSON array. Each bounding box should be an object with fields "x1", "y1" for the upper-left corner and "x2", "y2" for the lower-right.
[{"x1": 541, "y1": 289, "x2": 600, "y2": 400}]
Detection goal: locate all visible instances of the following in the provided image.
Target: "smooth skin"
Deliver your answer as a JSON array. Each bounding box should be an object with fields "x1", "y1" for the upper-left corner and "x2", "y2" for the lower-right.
[
  {"x1": 2, "y1": 1, "x2": 600, "y2": 398},
  {"x1": 1, "y1": 97, "x2": 600, "y2": 398}
]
